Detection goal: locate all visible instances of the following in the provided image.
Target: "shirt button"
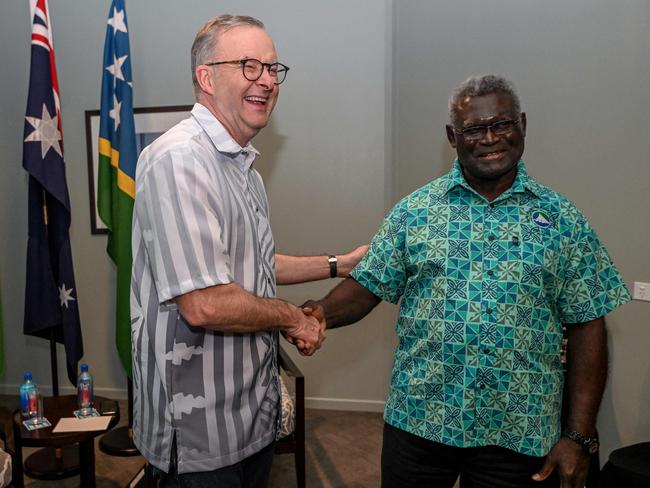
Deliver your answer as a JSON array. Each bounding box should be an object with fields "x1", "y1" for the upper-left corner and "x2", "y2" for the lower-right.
[
  {"x1": 479, "y1": 383, "x2": 485, "y2": 389},
  {"x1": 487, "y1": 269, "x2": 494, "y2": 276},
  {"x1": 488, "y1": 234, "x2": 495, "y2": 241},
  {"x1": 483, "y1": 348, "x2": 490, "y2": 354},
  {"x1": 486, "y1": 307, "x2": 493, "y2": 314}
]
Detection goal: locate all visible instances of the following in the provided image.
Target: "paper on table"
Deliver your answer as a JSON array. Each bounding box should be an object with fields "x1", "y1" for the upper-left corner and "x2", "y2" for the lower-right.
[{"x1": 53, "y1": 415, "x2": 112, "y2": 433}]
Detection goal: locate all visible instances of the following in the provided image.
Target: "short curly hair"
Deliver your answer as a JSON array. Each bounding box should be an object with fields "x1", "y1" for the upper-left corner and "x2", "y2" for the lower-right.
[{"x1": 448, "y1": 74, "x2": 521, "y2": 126}]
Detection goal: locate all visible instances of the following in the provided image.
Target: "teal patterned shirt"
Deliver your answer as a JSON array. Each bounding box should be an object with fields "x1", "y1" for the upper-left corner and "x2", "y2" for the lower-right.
[{"x1": 351, "y1": 160, "x2": 630, "y2": 456}]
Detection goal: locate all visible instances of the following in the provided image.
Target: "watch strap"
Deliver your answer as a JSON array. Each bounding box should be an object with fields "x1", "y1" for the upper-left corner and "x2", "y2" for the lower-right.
[
  {"x1": 328, "y1": 255, "x2": 337, "y2": 278},
  {"x1": 563, "y1": 429, "x2": 599, "y2": 454}
]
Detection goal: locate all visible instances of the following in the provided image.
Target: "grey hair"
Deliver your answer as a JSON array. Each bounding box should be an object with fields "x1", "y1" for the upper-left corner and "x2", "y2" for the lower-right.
[
  {"x1": 191, "y1": 15, "x2": 265, "y2": 96},
  {"x1": 448, "y1": 74, "x2": 521, "y2": 126}
]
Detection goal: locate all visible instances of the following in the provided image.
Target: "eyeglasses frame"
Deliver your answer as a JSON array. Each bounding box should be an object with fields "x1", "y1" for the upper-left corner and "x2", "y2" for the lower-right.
[
  {"x1": 454, "y1": 117, "x2": 522, "y2": 141},
  {"x1": 204, "y1": 58, "x2": 290, "y2": 85}
]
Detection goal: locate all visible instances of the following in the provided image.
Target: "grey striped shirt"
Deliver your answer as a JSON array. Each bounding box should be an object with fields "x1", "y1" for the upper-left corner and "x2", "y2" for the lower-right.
[{"x1": 131, "y1": 103, "x2": 279, "y2": 474}]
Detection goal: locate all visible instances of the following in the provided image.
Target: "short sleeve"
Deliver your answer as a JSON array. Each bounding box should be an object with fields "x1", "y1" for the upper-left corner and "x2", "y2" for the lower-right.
[
  {"x1": 135, "y1": 147, "x2": 234, "y2": 303},
  {"x1": 557, "y1": 218, "x2": 631, "y2": 324},
  {"x1": 351, "y1": 205, "x2": 409, "y2": 304}
]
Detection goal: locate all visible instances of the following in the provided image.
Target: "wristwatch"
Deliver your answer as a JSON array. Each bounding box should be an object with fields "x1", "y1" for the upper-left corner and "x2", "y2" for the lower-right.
[
  {"x1": 328, "y1": 255, "x2": 337, "y2": 278},
  {"x1": 563, "y1": 429, "x2": 599, "y2": 455}
]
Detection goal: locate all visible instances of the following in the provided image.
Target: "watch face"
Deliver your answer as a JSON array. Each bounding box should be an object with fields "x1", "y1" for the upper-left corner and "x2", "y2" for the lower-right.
[{"x1": 588, "y1": 442, "x2": 599, "y2": 454}]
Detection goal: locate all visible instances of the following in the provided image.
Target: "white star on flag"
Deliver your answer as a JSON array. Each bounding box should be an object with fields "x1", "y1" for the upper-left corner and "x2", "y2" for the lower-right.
[
  {"x1": 108, "y1": 8, "x2": 128, "y2": 34},
  {"x1": 24, "y1": 104, "x2": 63, "y2": 159},
  {"x1": 105, "y1": 54, "x2": 128, "y2": 82},
  {"x1": 109, "y1": 93, "x2": 122, "y2": 129},
  {"x1": 59, "y1": 283, "x2": 76, "y2": 309}
]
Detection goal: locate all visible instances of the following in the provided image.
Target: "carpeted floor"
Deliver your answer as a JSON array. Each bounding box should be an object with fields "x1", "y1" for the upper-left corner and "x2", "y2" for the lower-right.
[{"x1": 1, "y1": 396, "x2": 385, "y2": 487}]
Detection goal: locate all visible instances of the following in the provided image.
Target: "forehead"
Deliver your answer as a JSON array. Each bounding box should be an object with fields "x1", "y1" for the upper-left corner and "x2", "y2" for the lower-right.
[
  {"x1": 215, "y1": 26, "x2": 277, "y2": 61},
  {"x1": 455, "y1": 92, "x2": 517, "y2": 124}
]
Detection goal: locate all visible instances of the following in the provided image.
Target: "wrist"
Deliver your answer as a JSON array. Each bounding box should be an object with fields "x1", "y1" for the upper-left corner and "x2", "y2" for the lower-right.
[
  {"x1": 328, "y1": 255, "x2": 338, "y2": 278},
  {"x1": 562, "y1": 428, "x2": 599, "y2": 455}
]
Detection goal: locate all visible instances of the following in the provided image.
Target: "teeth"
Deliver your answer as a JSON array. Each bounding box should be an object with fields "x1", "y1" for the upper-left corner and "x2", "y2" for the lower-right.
[{"x1": 245, "y1": 96, "x2": 266, "y2": 102}]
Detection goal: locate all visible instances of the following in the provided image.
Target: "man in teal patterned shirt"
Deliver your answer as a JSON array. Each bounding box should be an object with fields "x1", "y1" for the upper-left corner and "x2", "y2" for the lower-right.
[{"x1": 305, "y1": 75, "x2": 630, "y2": 488}]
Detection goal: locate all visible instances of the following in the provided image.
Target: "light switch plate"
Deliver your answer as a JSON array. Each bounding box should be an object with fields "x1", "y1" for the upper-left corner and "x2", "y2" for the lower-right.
[{"x1": 633, "y1": 282, "x2": 650, "y2": 301}]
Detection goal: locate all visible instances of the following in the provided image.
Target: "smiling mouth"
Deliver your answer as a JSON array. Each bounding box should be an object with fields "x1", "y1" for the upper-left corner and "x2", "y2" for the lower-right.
[
  {"x1": 477, "y1": 151, "x2": 506, "y2": 160},
  {"x1": 244, "y1": 96, "x2": 268, "y2": 107}
]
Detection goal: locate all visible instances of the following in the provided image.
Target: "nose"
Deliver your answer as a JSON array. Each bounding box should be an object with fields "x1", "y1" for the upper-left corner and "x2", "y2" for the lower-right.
[
  {"x1": 481, "y1": 127, "x2": 499, "y2": 144},
  {"x1": 256, "y1": 67, "x2": 275, "y2": 90}
]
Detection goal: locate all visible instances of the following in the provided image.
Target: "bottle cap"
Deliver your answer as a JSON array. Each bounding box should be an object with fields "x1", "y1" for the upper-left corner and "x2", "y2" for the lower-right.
[
  {"x1": 23, "y1": 372, "x2": 32, "y2": 381},
  {"x1": 80, "y1": 363, "x2": 88, "y2": 372}
]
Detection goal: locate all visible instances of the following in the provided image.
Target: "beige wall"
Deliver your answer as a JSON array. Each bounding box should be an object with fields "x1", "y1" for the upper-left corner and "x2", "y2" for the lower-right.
[
  {"x1": 0, "y1": 0, "x2": 648, "y2": 466},
  {"x1": 393, "y1": 0, "x2": 650, "y2": 463},
  {"x1": 0, "y1": 0, "x2": 395, "y2": 405}
]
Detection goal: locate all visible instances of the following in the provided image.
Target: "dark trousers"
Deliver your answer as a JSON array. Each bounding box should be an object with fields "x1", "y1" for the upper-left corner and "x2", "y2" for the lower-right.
[
  {"x1": 381, "y1": 423, "x2": 560, "y2": 488},
  {"x1": 154, "y1": 440, "x2": 275, "y2": 488}
]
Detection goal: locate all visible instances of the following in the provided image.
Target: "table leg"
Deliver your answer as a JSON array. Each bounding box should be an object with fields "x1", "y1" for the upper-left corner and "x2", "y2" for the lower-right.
[
  {"x1": 79, "y1": 438, "x2": 96, "y2": 487},
  {"x1": 11, "y1": 417, "x2": 24, "y2": 488}
]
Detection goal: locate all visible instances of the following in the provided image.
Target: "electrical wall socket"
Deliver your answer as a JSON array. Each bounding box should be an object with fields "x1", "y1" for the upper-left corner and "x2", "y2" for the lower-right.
[{"x1": 633, "y1": 282, "x2": 650, "y2": 301}]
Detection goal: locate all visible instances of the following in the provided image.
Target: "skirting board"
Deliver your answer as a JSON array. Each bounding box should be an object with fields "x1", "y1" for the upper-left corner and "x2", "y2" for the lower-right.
[{"x1": 306, "y1": 397, "x2": 385, "y2": 413}]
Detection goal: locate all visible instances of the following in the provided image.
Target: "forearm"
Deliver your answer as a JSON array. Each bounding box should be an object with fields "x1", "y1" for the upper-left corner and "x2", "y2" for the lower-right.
[
  {"x1": 564, "y1": 317, "x2": 608, "y2": 435},
  {"x1": 175, "y1": 282, "x2": 301, "y2": 334},
  {"x1": 275, "y1": 254, "x2": 331, "y2": 285},
  {"x1": 309, "y1": 277, "x2": 381, "y2": 329},
  {"x1": 275, "y1": 245, "x2": 368, "y2": 285}
]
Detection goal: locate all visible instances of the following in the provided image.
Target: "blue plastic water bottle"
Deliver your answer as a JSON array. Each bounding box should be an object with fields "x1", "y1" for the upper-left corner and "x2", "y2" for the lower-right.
[
  {"x1": 19, "y1": 372, "x2": 40, "y2": 422},
  {"x1": 77, "y1": 363, "x2": 94, "y2": 416}
]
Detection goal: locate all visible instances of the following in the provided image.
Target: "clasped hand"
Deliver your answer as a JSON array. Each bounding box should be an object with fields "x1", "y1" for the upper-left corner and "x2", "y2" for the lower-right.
[{"x1": 284, "y1": 303, "x2": 326, "y2": 356}]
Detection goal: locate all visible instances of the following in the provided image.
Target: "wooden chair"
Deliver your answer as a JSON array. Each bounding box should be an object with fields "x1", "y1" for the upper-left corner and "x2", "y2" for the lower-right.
[
  {"x1": 0, "y1": 407, "x2": 14, "y2": 488},
  {"x1": 275, "y1": 345, "x2": 306, "y2": 488}
]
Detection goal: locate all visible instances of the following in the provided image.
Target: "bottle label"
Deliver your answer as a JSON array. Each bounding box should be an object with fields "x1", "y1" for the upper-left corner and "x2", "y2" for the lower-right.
[
  {"x1": 81, "y1": 386, "x2": 90, "y2": 404},
  {"x1": 28, "y1": 392, "x2": 38, "y2": 413}
]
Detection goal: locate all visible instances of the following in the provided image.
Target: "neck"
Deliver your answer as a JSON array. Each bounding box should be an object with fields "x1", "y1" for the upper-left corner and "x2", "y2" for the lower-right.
[
  {"x1": 196, "y1": 96, "x2": 255, "y2": 148},
  {"x1": 461, "y1": 167, "x2": 517, "y2": 202}
]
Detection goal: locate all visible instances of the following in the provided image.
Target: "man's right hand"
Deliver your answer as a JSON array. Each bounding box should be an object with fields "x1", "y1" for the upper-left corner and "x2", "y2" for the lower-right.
[{"x1": 285, "y1": 307, "x2": 325, "y2": 356}]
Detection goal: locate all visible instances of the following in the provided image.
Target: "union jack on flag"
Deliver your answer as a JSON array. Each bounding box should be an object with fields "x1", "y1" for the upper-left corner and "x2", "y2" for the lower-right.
[{"x1": 22, "y1": 0, "x2": 83, "y2": 385}]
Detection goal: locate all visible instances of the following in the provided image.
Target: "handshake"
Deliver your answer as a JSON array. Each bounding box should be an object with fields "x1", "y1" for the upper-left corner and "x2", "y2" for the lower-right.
[{"x1": 283, "y1": 300, "x2": 326, "y2": 356}]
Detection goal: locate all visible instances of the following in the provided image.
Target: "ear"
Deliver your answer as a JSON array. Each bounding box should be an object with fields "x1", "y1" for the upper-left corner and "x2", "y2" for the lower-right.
[
  {"x1": 196, "y1": 64, "x2": 216, "y2": 96},
  {"x1": 445, "y1": 124, "x2": 457, "y2": 148},
  {"x1": 520, "y1": 112, "x2": 527, "y2": 136}
]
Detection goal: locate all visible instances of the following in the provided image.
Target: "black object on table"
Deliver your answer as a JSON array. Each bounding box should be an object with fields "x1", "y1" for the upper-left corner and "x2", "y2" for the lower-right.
[{"x1": 12, "y1": 394, "x2": 119, "y2": 488}]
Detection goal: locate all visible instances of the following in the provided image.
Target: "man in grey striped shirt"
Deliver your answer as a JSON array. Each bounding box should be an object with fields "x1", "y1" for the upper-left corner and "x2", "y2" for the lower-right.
[{"x1": 131, "y1": 14, "x2": 367, "y2": 487}]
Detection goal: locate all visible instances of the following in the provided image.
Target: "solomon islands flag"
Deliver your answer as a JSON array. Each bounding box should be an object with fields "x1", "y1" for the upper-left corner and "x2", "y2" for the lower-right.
[{"x1": 97, "y1": 0, "x2": 137, "y2": 377}]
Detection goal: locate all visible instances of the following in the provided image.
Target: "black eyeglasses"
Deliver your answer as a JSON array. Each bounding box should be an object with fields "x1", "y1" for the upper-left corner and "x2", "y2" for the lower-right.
[
  {"x1": 204, "y1": 58, "x2": 290, "y2": 85},
  {"x1": 455, "y1": 118, "x2": 520, "y2": 141}
]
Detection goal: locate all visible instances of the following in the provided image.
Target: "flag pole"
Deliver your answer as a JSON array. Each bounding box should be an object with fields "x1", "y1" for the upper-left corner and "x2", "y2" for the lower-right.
[
  {"x1": 43, "y1": 192, "x2": 60, "y2": 396},
  {"x1": 49, "y1": 329, "x2": 59, "y2": 396}
]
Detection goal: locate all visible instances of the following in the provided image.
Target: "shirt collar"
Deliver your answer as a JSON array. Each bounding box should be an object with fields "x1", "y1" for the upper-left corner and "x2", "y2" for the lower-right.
[
  {"x1": 445, "y1": 159, "x2": 542, "y2": 199},
  {"x1": 191, "y1": 103, "x2": 260, "y2": 170}
]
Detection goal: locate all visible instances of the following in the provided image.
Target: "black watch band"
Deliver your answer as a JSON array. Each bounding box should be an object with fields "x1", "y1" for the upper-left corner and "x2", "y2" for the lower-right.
[
  {"x1": 563, "y1": 429, "x2": 599, "y2": 455},
  {"x1": 328, "y1": 255, "x2": 337, "y2": 278}
]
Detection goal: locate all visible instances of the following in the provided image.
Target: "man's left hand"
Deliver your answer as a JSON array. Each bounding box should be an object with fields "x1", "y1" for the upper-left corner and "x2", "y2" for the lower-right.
[{"x1": 532, "y1": 437, "x2": 590, "y2": 487}]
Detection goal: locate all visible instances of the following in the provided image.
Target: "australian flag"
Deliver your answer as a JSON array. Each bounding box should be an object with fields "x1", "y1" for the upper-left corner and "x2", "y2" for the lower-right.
[{"x1": 22, "y1": 0, "x2": 83, "y2": 386}]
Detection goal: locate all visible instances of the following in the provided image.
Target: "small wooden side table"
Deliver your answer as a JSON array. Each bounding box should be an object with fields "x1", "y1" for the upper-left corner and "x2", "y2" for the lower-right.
[{"x1": 12, "y1": 395, "x2": 119, "y2": 488}]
